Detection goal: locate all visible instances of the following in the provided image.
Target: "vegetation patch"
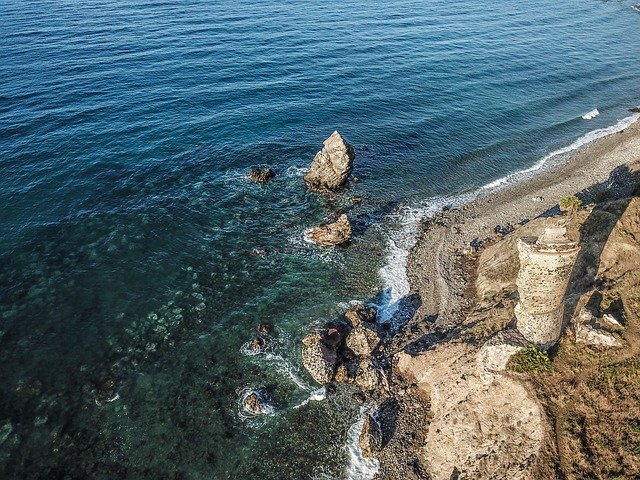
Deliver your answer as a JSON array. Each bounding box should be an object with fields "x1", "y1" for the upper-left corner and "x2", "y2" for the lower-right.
[
  {"x1": 508, "y1": 344, "x2": 552, "y2": 373},
  {"x1": 559, "y1": 194, "x2": 583, "y2": 214}
]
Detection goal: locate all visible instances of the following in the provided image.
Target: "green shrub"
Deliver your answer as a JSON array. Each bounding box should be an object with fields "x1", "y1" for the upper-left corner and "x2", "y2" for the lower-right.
[
  {"x1": 508, "y1": 344, "x2": 552, "y2": 373},
  {"x1": 559, "y1": 195, "x2": 583, "y2": 214}
]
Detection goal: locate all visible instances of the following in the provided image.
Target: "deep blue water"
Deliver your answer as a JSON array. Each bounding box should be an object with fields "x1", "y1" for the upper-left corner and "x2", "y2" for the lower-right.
[{"x1": 1, "y1": 0, "x2": 640, "y2": 478}]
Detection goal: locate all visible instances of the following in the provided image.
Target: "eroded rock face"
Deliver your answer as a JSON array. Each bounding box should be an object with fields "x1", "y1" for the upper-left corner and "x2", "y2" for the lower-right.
[
  {"x1": 248, "y1": 167, "x2": 276, "y2": 184},
  {"x1": 304, "y1": 131, "x2": 355, "y2": 191},
  {"x1": 396, "y1": 341, "x2": 544, "y2": 480},
  {"x1": 306, "y1": 214, "x2": 352, "y2": 246}
]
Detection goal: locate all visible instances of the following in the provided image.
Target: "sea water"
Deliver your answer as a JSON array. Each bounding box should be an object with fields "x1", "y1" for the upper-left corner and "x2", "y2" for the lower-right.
[{"x1": 1, "y1": 0, "x2": 640, "y2": 478}]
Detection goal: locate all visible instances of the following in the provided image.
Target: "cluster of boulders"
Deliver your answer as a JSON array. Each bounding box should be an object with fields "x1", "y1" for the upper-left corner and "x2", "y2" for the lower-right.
[
  {"x1": 301, "y1": 305, "x2": 385, "y2": 392},
  {"x1": 247, "y1": 130, "x2": 355, "y2": 193},
  {"x1": 247, "y1": 131, "x2": 357, "y2": 247}
]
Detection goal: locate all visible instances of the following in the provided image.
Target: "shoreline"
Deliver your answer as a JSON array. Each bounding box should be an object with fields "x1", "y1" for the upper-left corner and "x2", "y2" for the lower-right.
[
  {"x1": 402, "y1": 113, "x2": 640, "y2": 343},
  {"x1": 372, "y1": 114, "x2": 640, "y2": 479}
]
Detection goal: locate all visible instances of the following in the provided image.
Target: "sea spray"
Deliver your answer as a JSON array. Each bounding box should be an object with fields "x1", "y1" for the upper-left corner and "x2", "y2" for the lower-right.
[
  {"x1": 292, "y1": 387, "x2": 327, "y2": 409},
  {"x1": 582, "y1": 108, "x2": 600, "y2": 120}
]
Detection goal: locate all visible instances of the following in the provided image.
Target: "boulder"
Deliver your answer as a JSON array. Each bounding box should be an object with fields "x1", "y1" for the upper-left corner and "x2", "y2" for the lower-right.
[
  {"x1": 344, "y1": 306, "x2": 379, "y2": 357},
  {"x1": 248, "y1": 167, "x2": 276, "y2": 184},
  {"x1": 304, "y1": 131, "x2": 355, "y2": 191},
  {"x1": 359, "y1": 413, "x2": 383, "y2": 458},
  {"x1": 575, "y1": 323, "x2": 623, "y2": 348},
  {"x1": 354, "y1": 359, "x2": 381, "y2": 391},
  {"x1": 307, "y1": 214, "x2": 352, "y2": 246},
  {"x1": 302, "y1": 333, "x2": 338, "y2": 384}
]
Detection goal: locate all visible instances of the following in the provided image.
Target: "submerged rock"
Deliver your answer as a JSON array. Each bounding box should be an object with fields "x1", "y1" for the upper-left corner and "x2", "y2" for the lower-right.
[
  {"x1": 248, "y1": 167, "x2": 276, "y2": 184},
  {"x1": 307, "y1": 214, "x2": 352, "y2": 246},
  {"x1": 304, "y1": 131, "x2": 355, "y2": 191}
]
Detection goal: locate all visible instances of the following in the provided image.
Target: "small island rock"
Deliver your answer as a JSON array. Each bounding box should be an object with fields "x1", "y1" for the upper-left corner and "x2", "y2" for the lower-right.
[
  {"x1": 304, "y1": 131, "x2": 355, "y2": 191},
  {"x1": 243, "y1": 392, "x2": 264, "y2": 415}
]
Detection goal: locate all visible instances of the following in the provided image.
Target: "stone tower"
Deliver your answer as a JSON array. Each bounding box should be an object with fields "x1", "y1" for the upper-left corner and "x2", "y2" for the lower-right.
[{"x1": 514, "y1": 222, "x2": 580, "y2": 349}]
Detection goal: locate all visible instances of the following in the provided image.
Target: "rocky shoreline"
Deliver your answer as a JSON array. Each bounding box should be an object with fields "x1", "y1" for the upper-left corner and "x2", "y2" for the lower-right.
[
  {"x1": 369, "y1": 117, "x2": 640, "y2": 478},
  {"x1": 293, "y1": 116, "x2": 640, "y2": 479}
]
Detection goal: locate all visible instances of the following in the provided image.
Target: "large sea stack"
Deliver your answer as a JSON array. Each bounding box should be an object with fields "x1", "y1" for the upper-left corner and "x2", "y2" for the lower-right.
[{"x1": 304, "y1": 131, "x2": 355, "y2": 191}]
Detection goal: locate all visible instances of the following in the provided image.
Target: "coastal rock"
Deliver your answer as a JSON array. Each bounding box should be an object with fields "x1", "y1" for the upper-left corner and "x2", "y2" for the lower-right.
[
  {"x1": 344, "y1": 306, "x2": 379, "y2": 356},
  {"x1": 304, "y1": 131, "x2": 355, "y2": 191},
  {"x1": 302, "y1": 333, "x2": 339, "y2": 384},
  {"x1": 242, "y1": 392, "x2": 263, "y2": 414},
  {"x1": 306, "y1": 214, "x2": 352, "y2": 246},
  {"x1": 242, "y1": 390, "x2": 274, "y2": 415},
  {"x1": 345, "y1": 305, "x2": 377, "y2": 326},
  {"x1": 248, "y1": 167, "x2": 276, "y2": 184},
  {"x1": 359, "y1": 413, "x2": 383, "y2": 458}
]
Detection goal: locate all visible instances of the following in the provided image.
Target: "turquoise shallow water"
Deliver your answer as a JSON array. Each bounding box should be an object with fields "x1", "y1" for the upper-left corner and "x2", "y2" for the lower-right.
[{"x1": 1, "y1": 0, "x2": 640, "y2": 478}]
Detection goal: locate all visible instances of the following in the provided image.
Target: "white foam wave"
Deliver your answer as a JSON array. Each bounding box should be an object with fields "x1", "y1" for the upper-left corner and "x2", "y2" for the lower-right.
[
  {"x1": 582, "y1": 108, "x2": 600, "y2": 120},
  {"x1": 632, "y1": 3, "x2": 640, "y2": 12},
  {"x1": 240, "y1": 334, "x2": 314, "y2": 391},
  {"x1": 376, "y1": 113, "x2": 640, "y2": 326},
  {"x1": 480, "y1": 112, "x2": 640, "y2": 192},
  {"x1": 293, "y1": 387, "x2": 327, "y2": 409},
  {"x1": 376, "y1": 201, "x2": 455, "y2": 325},
  {"x1": 284, "y1": 165, "x2": 308, "y2": 177},
  {"x1": 344, "y1": 406, "x2": 380, "y2": 480}
]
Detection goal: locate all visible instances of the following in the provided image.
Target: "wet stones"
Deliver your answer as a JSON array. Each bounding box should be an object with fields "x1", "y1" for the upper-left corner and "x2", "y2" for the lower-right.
[
  {"x1": 250, "y1": 323, "x2": 274, "y2": 353},
  {"x1": 359, "y1": 413, "x2": 383, "y2": 458},
  {"x1": 248, "y1": 167, "x2": 276, "y2": 184},
  {"x1": 306, "y1": 214, "x2": 352, "y2": 247},
  {"x1": 304, "y1": 131, "x2": 355, "y2": 192}
]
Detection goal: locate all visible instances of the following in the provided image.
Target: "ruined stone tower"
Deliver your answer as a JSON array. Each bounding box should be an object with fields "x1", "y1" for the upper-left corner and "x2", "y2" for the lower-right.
[{"x1": 514, "y1": 223, "x2": 580, "y2": 349}]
